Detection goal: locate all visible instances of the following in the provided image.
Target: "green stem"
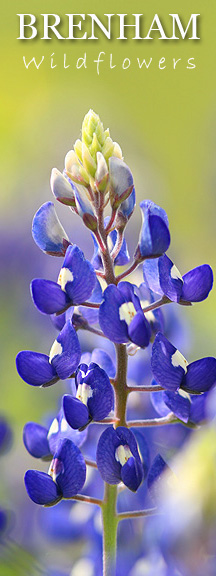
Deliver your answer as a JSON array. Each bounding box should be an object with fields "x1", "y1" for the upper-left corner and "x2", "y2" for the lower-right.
[{"x1": 102, "y1": 484, "x2": 118, "y2": 576}]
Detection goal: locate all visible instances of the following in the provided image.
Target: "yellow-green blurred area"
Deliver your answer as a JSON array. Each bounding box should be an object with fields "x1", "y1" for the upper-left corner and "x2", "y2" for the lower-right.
[{"x1": 0, "y1": 1, "x2": 216, "y2": 569}]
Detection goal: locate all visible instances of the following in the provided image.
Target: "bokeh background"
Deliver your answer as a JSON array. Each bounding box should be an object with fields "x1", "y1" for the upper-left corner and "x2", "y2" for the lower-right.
[{"x1": 1, "y1": 1, "x2": 216, "y2": 574}]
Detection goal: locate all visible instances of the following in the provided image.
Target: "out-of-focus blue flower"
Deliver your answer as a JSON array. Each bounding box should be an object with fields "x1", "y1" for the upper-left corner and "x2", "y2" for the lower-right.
[
  {"x1": 63, "y1": 362, "x2": 114, "y2": 430},
  {"x1": 151, "y1": 333, "x2": 216, "y2": 394},
  {"x1": 16, "y1": 319, "x2": 81, "y2": 387},
  {"x1": 96, "y1": 426, "x2": 144, "y2": 492},
  {"x1": 99, "y1": 282, "x2": 151, "y2": 348},
  {"x1": 23, "y1": 408, "x2": 87, "y2": 459},
  {"x1": 143, "y1": 255, "x2": 213, "y2": 304},
  {"x1": 32, "y1": 202, "x2": 70, "y2": 256},
  {"x1": 31, "y1": 245, "x2": 97, "y2": 315},
  {"x1": 81, "y1": 348, "x2": 116, "y2": 378},
  {"x1": 25, "y1": 439, "x2": 86, "y2": 505},
  {"x1": 0, "y1": 418, "x2": 13, "y2": 454},
  {"x1": 109, "y1": 157, "x2": 134, "y2": 209},
  {"x1": 151, "y1": 387, "x2": 211, "y2": 425},
  {"x1": 137, "y1": 201, "x2": 170, "y2": 259}
]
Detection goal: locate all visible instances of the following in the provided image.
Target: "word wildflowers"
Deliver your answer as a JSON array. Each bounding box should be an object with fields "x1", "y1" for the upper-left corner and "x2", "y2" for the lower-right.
[{"x1": 16, "y1": 110, "x2": 215, "y2": 576}]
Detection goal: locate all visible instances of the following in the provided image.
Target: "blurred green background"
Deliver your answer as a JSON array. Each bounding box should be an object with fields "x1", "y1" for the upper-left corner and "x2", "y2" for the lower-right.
[{"x1": 0, "y1": 0, "x2": 216, "y2": 569}]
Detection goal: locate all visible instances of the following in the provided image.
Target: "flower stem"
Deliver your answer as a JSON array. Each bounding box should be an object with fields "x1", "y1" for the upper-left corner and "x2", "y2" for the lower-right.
[
  {"x1": 102, "y1": 483, "x2": 118, "y2": 576},
  {"x1": 127, "y1": 413, "x2": 177, "y2": 427}
]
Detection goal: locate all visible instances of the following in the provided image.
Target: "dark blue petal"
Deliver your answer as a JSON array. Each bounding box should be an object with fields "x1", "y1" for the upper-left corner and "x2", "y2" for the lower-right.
[
  {"x1": 189, "y1": 394, "x2": 208, "y2": 424},
  {"x1": 109, "y1": 229, "x2": 130, "y2": 266},
  {"x1": 78, "y1": 278, "x2": 102, "y2": 325},
  {"x1": 51, "y1": 312, "x2": 66, "y2": 331},
  {"x1": 163, "y1": 390, "x2": 190, "y2": 423},
  {"x1": 181, "y1": 357, "x2": 216, "y2": 393},
  {"x1": 90, "y1": 349, "x2": 116, "y2": 378},
  {"x1": 51, "y1": 320, "x2": 81, "y2": 380},
  {"x1": 31, "y1": 279, "x2": 69, "y2": 315},
  {"x1": 143, "y1": 259, "x2": 163, "y2": 296},
  {"x1": 151, "y1": 333, "x2": 187, "y2": 391},
  {"x1": 132, "y1": 430, "x2": 150, "y2": 479},
  {"x1": 181, "y1": 264, "x2": 213, "y2": 302},
  {"x1": 128, "y1": 312, "x2": 151, "y2": 348},
  {"x1": 96, "y1": 427, "x2": 122, "y2": 484},
  {"x1": 23, "y1": 422, "x2": 50, "y2": 458},
  {"x1": 121, "y1": 456, "x2": 143, "y2": 492},
  {"x1": 32, "y1": 202, "x2": 69, "y2": 256},
  {"x1": 158, "y1": 255, "x2": 183, "y2": 302},
  {"x1": 84, "y1": 365, "x2": 114, "y2": 421},
  {"x1": 139, "y1": 201, "x2": 170, "y2": 258},
  {"x1": 61, "y1": 245, "x2": 96, "y2": 305},
  {"x1": 24, "y1": 470, "x2": 60, "y2": 505},
  {"x1": 63, "y1": 396, "x2": 90, "y2": 430},
  {"x1": 16, "y1": 351, "x2": 58, "y2": 387},
  {"x1": 99, "y1": 285, "x2": 129, "y2": 343},
  {"x1": 118, "y1": 282, "x2": 141, "y2": 311},
  {"x1": 54, "y1": 439, "x2": 86, "y2": 497}
]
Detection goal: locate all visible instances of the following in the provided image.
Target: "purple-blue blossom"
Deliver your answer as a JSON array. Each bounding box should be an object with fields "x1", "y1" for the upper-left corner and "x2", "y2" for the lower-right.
[
  {"x1": 32, "y1": 202, "x2": 70, "y2": 256},
  {"x1": 137, "y1": 200, "x2": 170, "y2": 259}
]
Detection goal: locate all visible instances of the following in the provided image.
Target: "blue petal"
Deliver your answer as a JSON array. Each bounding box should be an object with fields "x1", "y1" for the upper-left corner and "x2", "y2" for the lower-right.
[
  {"x1": 96, "y1": 426, "x2": 143, "y2": 489},
  {"x1": 147, "y1": 454, "x2": 168, "y2": 491},
  {"x1": 150, "y1": 390, "x2": 171, "y2": 417},
  {"x1": 109, "y1": 229, "x2": 130, "y2": 267},
  {"x1": 51, "y1": 320, "x2": 81, "y2": 380},
  {"x1": 16, "y1": 351, "x2": 58, "y2": 387},
  {"x1": 181, "y1": 264, "x2": 213, "y2": 302},
  {"x1": 181, "y1": 357, "x2": 216, "y2": 393},
  {"x1": 151, "y1": 333, "x2": 186, "y2": 391},
  {"x1": 143, "y1": 259, "x2": 163, "y2": 296},
  {"x1": 119, "y1": 186, "x2": 136, "y2": 219},
  {"x1": 99, "y1": 285, "x2": 129, "y2": 343},
  {"x1": 189, "y1": 394, "x2": 208, "y2": 424},
  {"x1": 51, "y1": 312, "x2": 66, "y2": 331},
  {"x1": 158, "y1": 255, "x2": 183, "y2": 302},
  {"x1": 23, "y1": 422, "x2": 50, "y2": 458},
  {"x1": 82, "y1": 365, "x2": 114, "y2": 421},
  {"x1": 32, "y1": 202, "x2": 69, "y2": 256},
  {"x1": 48, "y1": 409, "x2": 87, "y2": 453},
  {"x1": 54, "y1": 439, "x2": 86, "y2": 498},
  {"x1": 163, "y1": 390, "x2": 190, "y2": 423},
  {"x1": 132, "y1": 430, "x2": 150, "y2": 479},
  {"x1": 25, "y1": 470, "x2": 60, "y2": 505},
  {"x1": 121, "y1": 456, "x2": 143, "y2": 492},
  {"x1": 78, "y1": 278, "x2": 102, "y2": 325},
  {"x1": 63, "y1": 396, "x2": 90, "y2": 430},
  {"x1": 128, "y1": 312, "x2": 151, "y2": 348},
  {"x1": 90, "y1": 349, "x2": 116, "y2": 378},
  {"x1": 31, "y1": 279, "x2": 69, "y2": 315},
  {"x1": 109, "y1": 157, "x2": 134, "y2": 199},
  {"x1": 62, "y1": 245, "x2": 96, "y2": 305},
  {"x1": 139, "y1": 201, "x2": 170, "y2": 258}
]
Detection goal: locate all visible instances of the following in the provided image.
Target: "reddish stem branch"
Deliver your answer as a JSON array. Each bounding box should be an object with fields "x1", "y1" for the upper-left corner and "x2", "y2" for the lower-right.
[{"x1": 117, "y1": 508, "x2": 157, "y2": 521}]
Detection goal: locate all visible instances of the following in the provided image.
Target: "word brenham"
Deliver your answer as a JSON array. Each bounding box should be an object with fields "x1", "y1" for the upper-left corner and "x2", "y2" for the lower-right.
[{"x1": 17, "y1": 13, "x2": 200, "y2": 41}]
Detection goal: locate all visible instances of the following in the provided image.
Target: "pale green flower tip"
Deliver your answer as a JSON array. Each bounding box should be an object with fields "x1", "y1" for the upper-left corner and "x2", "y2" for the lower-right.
[{"x1": 82, "y1": 110, "x2": 104, "y2": 146}]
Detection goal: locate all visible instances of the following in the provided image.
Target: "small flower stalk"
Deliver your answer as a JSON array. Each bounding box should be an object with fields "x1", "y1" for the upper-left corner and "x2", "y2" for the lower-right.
[{"x1": 16, "y1": 110, "x2": 215, "y2": 576}]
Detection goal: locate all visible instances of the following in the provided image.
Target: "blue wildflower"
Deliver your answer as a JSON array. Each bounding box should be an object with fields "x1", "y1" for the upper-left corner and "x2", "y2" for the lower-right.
[
  {"x1": 99, "y1": 282, "x2": 151, "y2": 347},
  {"x1": 109, "y1": 157, "x2": 134, "y2": 209},
  {"x1": 32, "y1": 202, "x2": 70, "y2": 256},
  {"x1": 0, "y1": 418, "x2": 13, "y2": 455},
  {"x1": 63, "y1": 362, "x2": 114, "y2": 430},
  {"x1": 96, "y1": 426, "x2": 144, "y2": 492},
  {"x1": 81, "y1": 348, "x2": 116, "y2": 379},
  {"x1": 91, "y1": 224, "x2": 130, "y2": 270},
  {"x1": 151, "y1": 332, "x2": 216, "y2": 393},
  {"x1": 143, "y1": 254, "x2": 213, "y2": 303},
  {"x1": 16, "y1": 319, "x2": 81, "y2": 387},
  {"x1": 24, "y1": 439, "x2": 86, "y2": 505},
  {"x1": 137, "y1": 200, "x2": 170, "y2": 259},
  {"x1": 31, "y1": 245, "x2": 97, "y2": 315}
]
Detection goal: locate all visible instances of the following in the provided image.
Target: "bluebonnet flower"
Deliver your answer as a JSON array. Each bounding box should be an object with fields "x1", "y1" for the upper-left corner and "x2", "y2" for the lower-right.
[
  {"x1": 23, "y1": 408, "x2": 87, "y2": 459},
  {"x1": 31, "y1": 245, "x2": 97, "y2": 316},
  {"x1": 63, "y1": 362, "x2": 114, "y2": 430},
  {"x1": 96, "y1": 426, "x2": 144, "y2": 492},
  {"x1": 0, "y1": 417, "x2": 13, "y2": 454},
  {"x1": 25, "y1": 439, "x2": 86, "y2": 505},
  {"x1": 151, "y1": 388, "x2": 211, "y2": 426},
  {"x1": 16, "y1": 319, "x2": 81, "y2": 387},
  {"x1": 81, "y1": 348, "x2": 116, "y2": 378},
  {"x1": 151, "y1": 332, "x2": 216, "y2": 394},
  {"x1": 50, "y1": 168, "x2": 76, "y2": 207},
  {"x1": 143, "y1": 254, "x2": 213, "y2": 303},
  {"x1": 109, "y1": 157, "x2": 134, "y2": 210},
  {"x1": 32, "y1": 202, "x2": 70, "y2": 256},
  {"x1": 99, "y1": 282, "x2": 151, "y2": 347},
  {"x1": 136, "y1": 200, "x2": 170, "y2": 260},
  {"x1": 134, "y1": 283, "x2": 164, "y2": 338}
]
